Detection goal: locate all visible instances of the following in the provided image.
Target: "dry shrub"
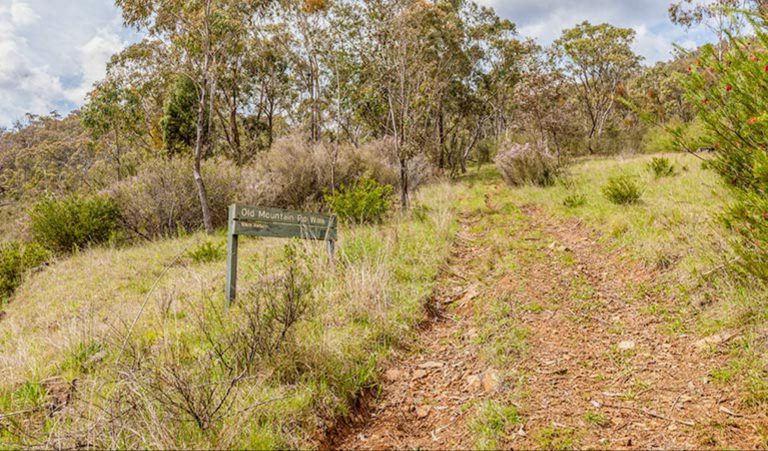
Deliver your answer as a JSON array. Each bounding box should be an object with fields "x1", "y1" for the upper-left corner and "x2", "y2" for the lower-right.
[
  {"x1": 240, "y1": 134, "x2": 430, "y2": 209},
  {"x1": 111, "y1": 157, "x2": 240, "y2": 238},
  {"x1": 494, "y1": 142, "x2": 560, "y2": 187}
]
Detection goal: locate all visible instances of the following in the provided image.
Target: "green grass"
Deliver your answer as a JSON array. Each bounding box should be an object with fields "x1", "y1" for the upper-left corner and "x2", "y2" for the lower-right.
[
  {"x1": 510, "y1": 152, "x2": 768, "y2": 408},
  {"x1": 0, "y1": 181, "x2": 464, "y2": 449},
  {"x1": 535, "y1": 425, "x2": 580, "y2": 450},
  {"x1": 471, "y1": 401, "x2": 521, "y2": 450}
]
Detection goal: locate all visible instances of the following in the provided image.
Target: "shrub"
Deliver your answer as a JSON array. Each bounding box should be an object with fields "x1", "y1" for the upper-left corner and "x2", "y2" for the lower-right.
[
  {"x1": 240, "y1": 134, "x2": 429, "y2": 209},
  {"x1": 677, "y1": 20, "x2": 768, "y2": 281},
  {"x1": 602, "y1": 175, "x2": 642, "y2": 205},
  {"x1": 112, "y1": 157, "x2": 240, "y2": 238},
  {"x1": 647, "y1": 157, "x2": 676, "y2": 178},
  {"x1": 0, "y1": 241, "x2": 50, "y2": 300},
  {"x1": 494, "y1": 143, "x2": 560, "y2": 187},
  {"x1": 30, "y1": 195, "x2": 120, "y2": 253},
  {"x1": 563, "y1": 193, "x2": 587, "y2": 208},
  {"x1": 325, "y1": 176, "x2": 393, "y2": 224},
  {"x1": 187, "y1": 240, "x2": 226, "y2": 264}
]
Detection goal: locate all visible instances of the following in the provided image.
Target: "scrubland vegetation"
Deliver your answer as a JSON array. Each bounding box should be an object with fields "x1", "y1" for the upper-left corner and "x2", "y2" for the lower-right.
[{"x1": 4, "y1": 0, "x2": 768, "y2": 448}]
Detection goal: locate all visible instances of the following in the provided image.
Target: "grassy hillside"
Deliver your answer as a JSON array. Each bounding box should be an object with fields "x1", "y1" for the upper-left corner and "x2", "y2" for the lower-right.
[
  {"x1": 0, "y1": 182, "x2": 463, "y2": 448},
  {"x1": 508, "y1": 153, "x2": 768, "y2": 407},
  {"x1": 2, "y1": 153, "x2": 766, "y2": 448}
]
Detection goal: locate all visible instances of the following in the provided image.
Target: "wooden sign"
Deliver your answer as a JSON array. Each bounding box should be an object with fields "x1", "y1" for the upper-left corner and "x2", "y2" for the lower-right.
[{"x1": 225, "y1": 204, "x2": 337, "y2": 306}]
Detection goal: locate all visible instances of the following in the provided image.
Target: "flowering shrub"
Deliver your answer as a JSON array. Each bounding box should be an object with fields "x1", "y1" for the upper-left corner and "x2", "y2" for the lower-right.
[
  {"x1": 494, "y1": 143, "x2": 561, "y2": 187},
  {"x1": 678, "y1": 15, "x2": 768, "y2": 279}
]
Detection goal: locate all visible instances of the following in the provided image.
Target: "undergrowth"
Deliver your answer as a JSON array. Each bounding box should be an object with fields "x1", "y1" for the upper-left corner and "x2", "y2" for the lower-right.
[{"x1": 0, "y1": 181, "x2": 462, "y2": 448}]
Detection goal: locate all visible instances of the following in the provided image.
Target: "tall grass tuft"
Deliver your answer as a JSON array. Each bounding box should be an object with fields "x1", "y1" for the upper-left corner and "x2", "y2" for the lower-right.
[{"x1": 602, "y1": 175, "x2": 643, "y2": 205}]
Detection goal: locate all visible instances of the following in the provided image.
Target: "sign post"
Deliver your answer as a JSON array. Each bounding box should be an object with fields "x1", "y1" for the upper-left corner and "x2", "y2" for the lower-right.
[{"x1": 225, "y1": 204, "x2": 337, "y2": 306}]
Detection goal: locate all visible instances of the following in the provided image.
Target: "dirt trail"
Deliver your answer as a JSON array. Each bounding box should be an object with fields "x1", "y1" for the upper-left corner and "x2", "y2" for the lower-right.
[{"x1": 330, "y1": 196, "x2": 766, "y2": 449}]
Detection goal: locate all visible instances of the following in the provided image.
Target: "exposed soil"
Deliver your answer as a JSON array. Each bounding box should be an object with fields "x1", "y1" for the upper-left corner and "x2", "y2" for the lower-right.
[{"x1": 329, "y1": 198, "x2": 767, "y2": 450}]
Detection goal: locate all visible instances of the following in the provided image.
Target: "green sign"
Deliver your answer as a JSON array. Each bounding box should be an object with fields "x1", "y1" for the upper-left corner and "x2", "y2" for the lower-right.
[{"x1": 225, "y1": 204, "x2": 337, "y2": 305}]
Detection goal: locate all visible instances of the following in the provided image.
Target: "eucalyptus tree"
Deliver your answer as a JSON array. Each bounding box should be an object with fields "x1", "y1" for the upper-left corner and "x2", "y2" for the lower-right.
[
  {"x1": 81, "y1": 78, "x2": 145, "y2": 181},
  {"x1": 115, "y1": 0, "x2": 273, "y2": 233},
  {"x1": 552, "y1": 22, "x2": 642, "y2": 153}
]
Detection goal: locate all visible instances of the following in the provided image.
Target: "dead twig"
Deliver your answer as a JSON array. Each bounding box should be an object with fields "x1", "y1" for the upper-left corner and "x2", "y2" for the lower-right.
[{"x1": 602, "y1": 402, "x2": 695, "y2": 427}]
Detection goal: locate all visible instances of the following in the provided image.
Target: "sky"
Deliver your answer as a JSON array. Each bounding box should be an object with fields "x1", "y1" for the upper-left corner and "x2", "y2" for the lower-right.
[{"x1": 0, "y1": 0, "x2": 712, "y2": 128}]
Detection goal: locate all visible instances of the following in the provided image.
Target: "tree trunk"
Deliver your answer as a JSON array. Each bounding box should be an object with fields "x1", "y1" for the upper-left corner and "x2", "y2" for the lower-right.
[
  {"x1": 437, "y1": 108, "x2": 445, "y2": 170},
  {"x1": 194, "y1": 0, "x2": 214, "y2": 235},
  {"x1": 399, "y1": 157, "x2": 409, "y2": 209}
]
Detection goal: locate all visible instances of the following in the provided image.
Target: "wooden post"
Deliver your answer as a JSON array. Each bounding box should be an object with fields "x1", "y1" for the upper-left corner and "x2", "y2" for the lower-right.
[
  {"x1": 224, "y1": 204, "x2": 337, "y2": 307},
  {"x1": 225, "y1": 205, "x2": 238, "y2": 307}
]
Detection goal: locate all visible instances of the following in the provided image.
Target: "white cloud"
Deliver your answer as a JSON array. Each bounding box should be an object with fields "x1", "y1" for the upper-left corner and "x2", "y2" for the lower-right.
[
  {"x1": 9, "y1": 0, "x2": 38, "y2": 26},
  {"x1": 0, "y1": 1, "x2": 60, "y2": 125},
  {"x1": 477, "y1": 0, "x2": 713, "y2": 64},
  {"x1": 64, "y1": 31, "x2": 126, "y2": 104},
  {"x1": 0, "y1": 1, "x2": 136, "y2": 127}
]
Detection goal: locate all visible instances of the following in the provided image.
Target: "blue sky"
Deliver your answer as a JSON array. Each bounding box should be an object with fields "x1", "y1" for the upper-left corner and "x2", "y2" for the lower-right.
[{"x1": 0, "y1": 0, "x2": 712, "y2": 128}]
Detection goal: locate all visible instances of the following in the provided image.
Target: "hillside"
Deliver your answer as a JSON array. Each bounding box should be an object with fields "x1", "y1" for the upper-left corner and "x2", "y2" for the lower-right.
[{"x1": 2, "y1": 153, "x2": 767, "y2": 448}]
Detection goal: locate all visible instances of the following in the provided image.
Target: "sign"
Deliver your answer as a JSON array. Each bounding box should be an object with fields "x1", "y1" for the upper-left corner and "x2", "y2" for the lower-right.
[{"x1": 225, "y1": 204, "x2": 337, "y2": 306}]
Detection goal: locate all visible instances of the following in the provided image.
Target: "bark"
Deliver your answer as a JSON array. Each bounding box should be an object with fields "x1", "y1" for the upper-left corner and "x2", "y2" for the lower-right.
[
  {"x1": 194, "y1": 0, "x2": 214, "y2": 235},
  {"x1": 399, "y1": 157, "x2": 409, "y2": 209}
]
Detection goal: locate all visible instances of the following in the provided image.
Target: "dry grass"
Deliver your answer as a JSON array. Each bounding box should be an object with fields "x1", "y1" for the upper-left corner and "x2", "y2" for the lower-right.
[
  {"x1": 509, "y1": 152, "x2": 768, "y2": 409},
  {"x1": 0, "y1": 181, "x2": 461, "y2": 448}
]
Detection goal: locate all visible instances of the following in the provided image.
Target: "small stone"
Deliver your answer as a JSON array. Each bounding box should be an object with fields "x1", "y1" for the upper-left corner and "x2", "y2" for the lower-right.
[
  {"x1": 416, "y1": 405, "x2": 431, "y2": 418},
  {"x1": 618, "y1": 340, "x2": 636, "y2": 351},
  {"x1": 482, "y1": 370, "x2": 500, "y2": 393},
  {"x1": 466, "y1": 374, "x2": 482, "y2": 391},
  {"x1": 413, "y1": 369, "x2": 428, "y2": 379},
  {"x1": 385, "y1": 369, "x2": 403, "y2": 382}
]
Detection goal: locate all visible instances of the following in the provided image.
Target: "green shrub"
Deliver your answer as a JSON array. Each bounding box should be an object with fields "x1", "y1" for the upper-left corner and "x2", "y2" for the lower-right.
[
  {"x1": 563, "y1": 193, "x2": 587, "y2": 208},
  {"x1": 325, "y1": 176, "x2": 393, "y2": 224},
  {"x1": 0, "y1": 241, "x2": 50, "y2": 300},
  {"x1": 602, "y1": 175, "x2": 642, "y2": 205},
  {"x1": 30, "y1": 195, "x2": 119, "y2": 253},
  {"x1": 112, "y1": 157, "x2": 240, "y2": 238},
  {"x1": 188, "y1": 240, "x2": 226, "y2": 264},
  {"x1": 677, "y1": 19, "x2": 768, "y2": 282},
  {"x1": 647, "y1": 157, "x2": 676, "y2": 178},
  {"x1": 494, "y1": 143, "x2": 560, "y2": 187}
]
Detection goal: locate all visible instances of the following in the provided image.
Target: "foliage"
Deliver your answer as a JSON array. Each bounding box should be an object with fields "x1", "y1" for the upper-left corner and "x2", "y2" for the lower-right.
[
  {"x1": 676, "y1": 14, "x2": 768, "y2": 281},
  {"x1": 112, "y1": 157, "x2": 240, "y2": 238},
  {"x1": 81, "y1": 78, "x2": 146, "y2": 180},
  {"x1": 602, "y1": 175, "x2": 643, "y2": 204},
  {"x1": 647, "y1": 157, "x2": 676, "y2": 177},
  {"x1": 494, "y1": 143, "x2": 561, "y2": 187},
  {"x1": 552, "y1": 21, "x2": 642, "y2": 153},
  {"x1": 0, "y1": 114, "x2": 95, "y2": 199},
  {"x1": 30, "y1": 195, "x2": 120, "y2": 253},
  {"x1": 563, "y1": 193, "x2": 587, "y2": 208},
  {"x1": 241, "y1": 135, "x2": 427, "y2": 210},
  {"x1": 161, "y1": 76, "x2": 201, "y2": 156},
  {"x1": 187, "y1": 240, "x2": 226, "y2": 264},
  {"x1": 326, "y1": 177, "x2": 393, "y2": 224},
  {"x1": 0, "y1": 241, "x2": 50, "y2": 301}
]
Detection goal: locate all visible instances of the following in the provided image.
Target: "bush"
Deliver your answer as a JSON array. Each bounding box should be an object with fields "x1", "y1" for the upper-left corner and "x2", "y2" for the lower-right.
[
  {"x1": 187, "y1": 240, "x2": 226, "y2": 264},
  {"x1": 0, "y1": 241, "x2": 50, "y2": 300},
  {"x1": 30, "y1": 195, "x2": 120, "y2": 253},
  {"x1": 677, "y1": 21, "x2": 768, "y2": 281},
  {"x1": 112, "y1": 157, "x2": 240, "y2": 238},
  {"x1": 494, "y1": 143, "x2": 560, "y2": 187},
  {"x1": 563, "y1": 193, "x2": 587, "y2": 208},
  {"x1": 325, "y1": 176, "x2": 393, "y2": 224},
  {"x1": 602, "y1": 175, "x2": 643, "y2": 205},
  {"x1": 240, "y1": 134, "x2": 429, "y2": 209},
  {"x1": 647, "y1": 157, "x2": 676, "y2": 178}
]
